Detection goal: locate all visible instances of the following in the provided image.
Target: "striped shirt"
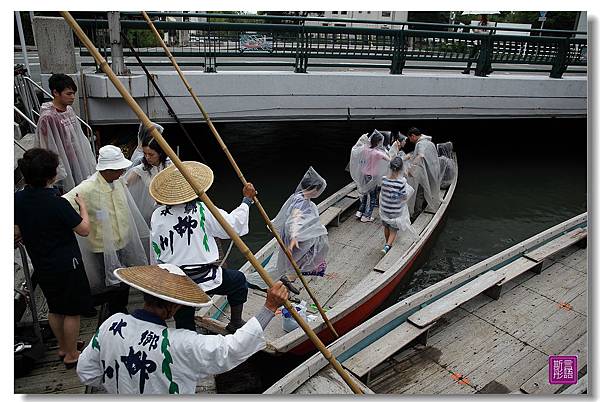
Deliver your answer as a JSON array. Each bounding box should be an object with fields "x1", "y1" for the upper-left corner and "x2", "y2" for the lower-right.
[{"x1": 380, "y1": 176, "x2": 409, "y2": 216}]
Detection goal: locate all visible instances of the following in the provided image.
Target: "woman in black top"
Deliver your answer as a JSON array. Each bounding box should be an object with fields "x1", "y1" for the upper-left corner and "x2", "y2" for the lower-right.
[{"x1": 15, "y1": 148, "x2": 92, "y2": 368}]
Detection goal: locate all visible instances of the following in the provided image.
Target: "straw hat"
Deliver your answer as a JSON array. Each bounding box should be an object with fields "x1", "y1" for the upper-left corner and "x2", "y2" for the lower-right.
[
  {"x1": 96, "y1": 145, "x2": 132, "y2": 171},
  {"x1": 149, "y1": 161, "x2": 214, "y2": 205},
  {"x1": 115, "y1": 264, "x2": 212, "y2": 307}
]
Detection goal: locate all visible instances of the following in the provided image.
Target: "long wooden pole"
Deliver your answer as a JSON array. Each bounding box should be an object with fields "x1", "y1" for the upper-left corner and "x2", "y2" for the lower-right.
[
  {"x1": 60, "y1": 11, "x2": 360, "y2": 394},
  {"x1": 140, "y1": 11, "x2": 339, "y2": 339}
]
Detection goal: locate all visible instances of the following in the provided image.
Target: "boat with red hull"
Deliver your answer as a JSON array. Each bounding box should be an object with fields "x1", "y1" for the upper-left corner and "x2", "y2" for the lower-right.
[{"x1": 197, "y1": 154, "x2": 458, "y2": 356}]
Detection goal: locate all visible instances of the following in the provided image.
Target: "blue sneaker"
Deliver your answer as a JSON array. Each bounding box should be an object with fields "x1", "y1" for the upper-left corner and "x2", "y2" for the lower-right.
[{"x1": 381, "y1": 244, "x2": 391, "y2": 256}]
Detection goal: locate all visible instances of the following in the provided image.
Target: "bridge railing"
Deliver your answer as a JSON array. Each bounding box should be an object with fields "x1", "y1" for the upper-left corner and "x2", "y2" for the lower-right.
[{"x1": 75, "y1": 16, "x2": 587, "y2": 78}]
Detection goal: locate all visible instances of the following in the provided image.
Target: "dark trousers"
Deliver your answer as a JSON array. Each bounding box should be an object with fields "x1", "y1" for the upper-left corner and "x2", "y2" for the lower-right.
[
  {"x1": 174, "y1": 267, "x2": 248, "y2": 331},
  {"x1": 359, "y1": 187, "x2": 378, "y2": 218},
  {"x1": 463, "y1": 44, "x2": 480, "y2": 72},
  {"x1": 93, "y1": 251, "x2": 131, "y2": 316}
]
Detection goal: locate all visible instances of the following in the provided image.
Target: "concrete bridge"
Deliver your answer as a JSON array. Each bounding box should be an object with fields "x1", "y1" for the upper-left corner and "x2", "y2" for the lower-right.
[{"x1": 24, "y1": 16, "x2": 587, "y2": 125}]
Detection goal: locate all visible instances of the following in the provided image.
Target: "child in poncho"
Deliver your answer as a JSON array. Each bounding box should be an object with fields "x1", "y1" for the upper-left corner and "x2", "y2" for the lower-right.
[{"x1": 379, "y1": 156, "x2": 416, "y2": 255}]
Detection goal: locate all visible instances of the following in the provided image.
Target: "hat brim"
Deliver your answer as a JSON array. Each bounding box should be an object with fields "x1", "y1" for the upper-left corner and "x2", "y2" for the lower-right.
[
  {"x1": 149, "y1": 161, "x2": 214, "y2": 205},
  {"x1": 96, "y1": 159, "x2": 133, "y2": 171},
  {"x1": 115, "y1": 265, "x2": 212, "y2": 307}
]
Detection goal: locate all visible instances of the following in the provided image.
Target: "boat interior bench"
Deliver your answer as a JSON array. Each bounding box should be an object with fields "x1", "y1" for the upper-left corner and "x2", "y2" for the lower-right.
[
  {"x1": 341, "y1": 321, "x2": 433, "y2": 381},
  {"x1": 407, "y1": 269, "x2": 504, "y2": 328},
  {"x1": 523, "y1": 227, "x2": 587, "y2": 271},
  {"x1": 320, "y1": 193, "x2": 359, "y2": 227},
  {"x1": 486, "y1": 227, "x2": 587, "y2": 300}
]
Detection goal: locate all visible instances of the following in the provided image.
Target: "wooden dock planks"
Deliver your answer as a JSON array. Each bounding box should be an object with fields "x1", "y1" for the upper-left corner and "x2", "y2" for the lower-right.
[
  {"x1": 520, "y1": 333, "x2": 587, "y2": 394},
  {"x1": 365, "y1": 230, "x2": 588, "y2": 395}
]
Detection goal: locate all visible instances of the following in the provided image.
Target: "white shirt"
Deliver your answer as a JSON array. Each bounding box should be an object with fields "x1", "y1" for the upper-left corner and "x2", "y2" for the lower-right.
[
  {"x1": 77, "y1": 310, "x2": 266, "y2": 394},
  {"x1": 150, "y1": 201, "x2": 250, "y2": 291}
]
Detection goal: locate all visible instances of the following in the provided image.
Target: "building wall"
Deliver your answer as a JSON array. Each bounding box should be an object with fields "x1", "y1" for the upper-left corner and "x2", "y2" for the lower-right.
[{"x1": 306, "y1": 11, "x2": 409, "y2": 29}]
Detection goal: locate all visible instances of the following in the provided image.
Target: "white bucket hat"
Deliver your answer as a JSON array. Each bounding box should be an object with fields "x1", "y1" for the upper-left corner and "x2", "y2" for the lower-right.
[{"x1": 96, "y1": 145, "x2": 133, "y2": 171}]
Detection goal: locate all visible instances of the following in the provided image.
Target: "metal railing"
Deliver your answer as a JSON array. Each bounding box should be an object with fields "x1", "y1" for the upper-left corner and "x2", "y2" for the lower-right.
[{"x1": 76, "y1": 15, "x2": 587, "y2": 78}]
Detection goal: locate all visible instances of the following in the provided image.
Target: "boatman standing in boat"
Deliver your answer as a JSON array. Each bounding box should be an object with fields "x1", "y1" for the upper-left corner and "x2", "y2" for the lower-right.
[
  {"x1": 76, "y1": 263, "x2": 289, "y2": 394},
  {"x1": 35, "y1": 73, "x2": 96, "y2": 192},
  {"x1": 406, "y1": 127, "x2": 441, "y2": 216},
  {"x1": 148, "y1": 161, "x2": 256, "y2": 334}
]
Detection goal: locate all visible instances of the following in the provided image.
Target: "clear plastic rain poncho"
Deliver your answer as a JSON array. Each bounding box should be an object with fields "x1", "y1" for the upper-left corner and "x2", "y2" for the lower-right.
[
  {"x1": 379, "y1": 158, "x2": 417, "y2": 238},
  {"x1": 247, "y1": 167, "x2": 329, "y2": 289},
  {"x1": 437, "y1": 142, "x2": 456, "y2": 190},
  {"x1": 129, "y1": 122, "x2": 164, "y2": 169},
  {"x1": 349, "y1": 130, "x2": 390, "y2": 195},
  {"x1": 406, "y1": 135, "x2": 441, "y2": 215},
  {"x1": 63, "y1": 173, "x2": 150, "y2": 294},
  {"x1": 34, "y1": 102, "x2": 96, "y2": 192},
  {"x1": 125, "y1": 159, "x2": 172, "y2": 225}
]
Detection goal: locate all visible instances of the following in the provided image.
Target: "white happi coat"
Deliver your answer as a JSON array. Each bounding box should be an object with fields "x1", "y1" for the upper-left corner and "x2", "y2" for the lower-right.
[
  {"x1": 77, "y1": 310, "x2": 266, "y2": 394},
  {"x1": 150, "y1": 200, "x2": 250, "y2": 291}
]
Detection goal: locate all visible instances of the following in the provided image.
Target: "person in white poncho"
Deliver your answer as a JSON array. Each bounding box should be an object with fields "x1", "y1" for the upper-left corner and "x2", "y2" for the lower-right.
[
  {"x1": 63, "y1": 145, "x2": 150, "y2": 317},
  {"x1": 76, "y1": 263, "x2": 289, "y2": 394},
  {"x1": 125, "y1": 136, "x2": 172, "y2": 225},
  {"x1": 129, "y1": 122, "x2": 164, "y2": 169},
  {"x1": 35, "y1": 74, "x2": 96, "y2": 192},
  {"x1": 349, "y1": 130, "x2": 391, "y2": 222},
  {"x1": 406, "y1": 127, "x2": 441, "y2": 216},
  {"x1": 247, "y1": 167, "x2": 329, "y2": 289},
  {"x1": 437, "y1": 141, "x2": 456, "y2": 189}
]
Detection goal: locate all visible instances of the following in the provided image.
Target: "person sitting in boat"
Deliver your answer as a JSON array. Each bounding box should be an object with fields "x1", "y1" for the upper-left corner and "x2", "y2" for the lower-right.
[
  {"x1": 76, "y1": 263, "x2": 289, "y2": 394},
  {"x1": 148, "y1": 161, "x2": 257, "y2": 334},
  {"x1": 349, "y1": 130, "x2": 390, "y2": 222},
  {"x1": 35, "y1": 73, "x2": 96, "y2": 192},
  {"x1": 379, "y1": 156, "x2": 417, "y2": 255},
  {"x1": 129, "y1": 121, "x2": 164, "y2": 169},
  {"x1": 406, "y1": 127, "x2": 441, "y2": 216},
  {"x1": 247, "y1": 167, "x2": 329, "y2": 290},
  {"x1": 63, "y1": 145, "x2": 150, "y2": 317},
  {"x1": 125, "y1": 136, "x2": 172, "y2": 225},
  {"x1": 277, "y1": 167, "x2": 330, "y2": 279},
  {"x1": 437, "y1": 141, "x2": 456, "y2": 190}
]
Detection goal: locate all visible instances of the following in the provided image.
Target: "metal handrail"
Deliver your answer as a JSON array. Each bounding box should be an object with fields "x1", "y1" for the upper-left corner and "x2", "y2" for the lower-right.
[
  {"x1": 23, "y1": 76, "x2": 96, "y2": 154},
  {"x1": 14, "y1": 106, "x2": 37, "y2": 130},
  {"x1": 77, "y1": 16, "x2": 587, "y2": 78}
]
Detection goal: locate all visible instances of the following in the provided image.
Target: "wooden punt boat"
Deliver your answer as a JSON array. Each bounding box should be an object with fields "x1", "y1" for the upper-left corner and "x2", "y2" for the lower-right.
[
  {"x1": 197, "y1": 155, "x2": 459, "y2": 356},
  {"x1": 264, "y1": 212, "x2": 587, "y2": 394}
]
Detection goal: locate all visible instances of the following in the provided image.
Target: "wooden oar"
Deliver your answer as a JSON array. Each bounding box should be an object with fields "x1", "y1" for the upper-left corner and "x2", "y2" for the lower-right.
[
  {"x1": 140, "y1": 11, "x2": 339, "y2": 339},
  {"x1": 60, "y1": 11, "x2": 361, "y2": 394}
]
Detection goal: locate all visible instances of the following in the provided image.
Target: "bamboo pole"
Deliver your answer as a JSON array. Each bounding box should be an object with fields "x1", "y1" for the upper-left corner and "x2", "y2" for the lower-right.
[
  {"x1": 141, "y1": 11, "x2": 339, "y2": 339},
  {"x1": 60, "y1": 11, "x2": 361, "y2": 394}
]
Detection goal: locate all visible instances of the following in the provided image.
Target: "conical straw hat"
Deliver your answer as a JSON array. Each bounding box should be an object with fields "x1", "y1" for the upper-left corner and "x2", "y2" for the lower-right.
[
  {"x1": 115, "y1": 264, "x2": 212, "y2": 307},
  {"x1": 149, "y1": 161, "x2": 214, "y2": 205}
]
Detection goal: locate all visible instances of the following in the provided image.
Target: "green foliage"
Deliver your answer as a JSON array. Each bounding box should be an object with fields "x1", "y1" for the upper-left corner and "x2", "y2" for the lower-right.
[{"x1": 126, "y1": 29, "x2": 164, "y2": 48}]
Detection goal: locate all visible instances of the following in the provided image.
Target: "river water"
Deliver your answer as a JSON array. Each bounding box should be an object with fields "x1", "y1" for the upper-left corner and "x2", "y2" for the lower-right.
[
  {"x1": 152, "y1": 117, "x2": 587, "y2": 294},
  {"x1": 109, "y1": 117, "x2": 587, "y2": 391}
]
